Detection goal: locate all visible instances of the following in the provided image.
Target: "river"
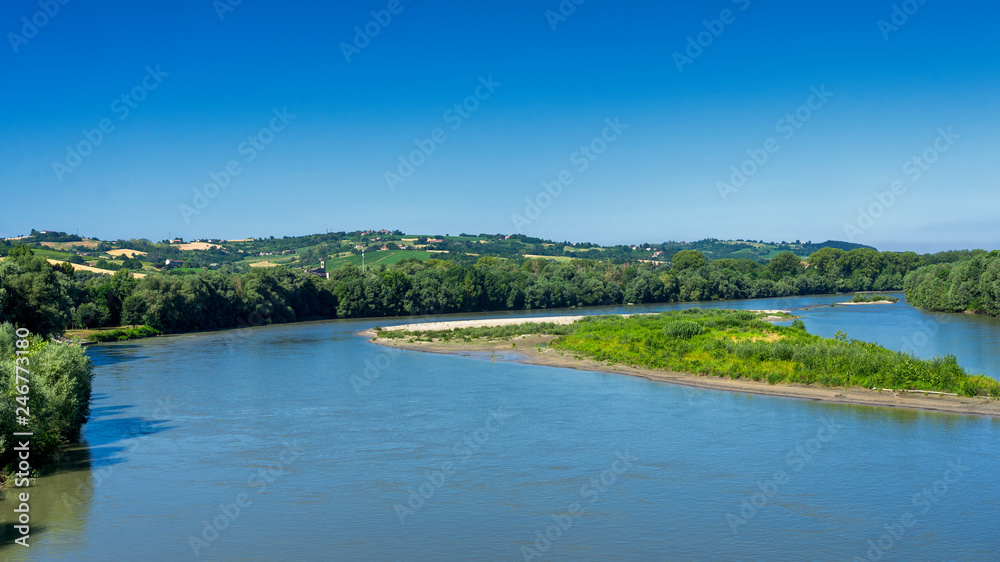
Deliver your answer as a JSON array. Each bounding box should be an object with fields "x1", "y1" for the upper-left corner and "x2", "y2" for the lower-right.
[{"x1": 2, "y1": 294, "x2": 999, "y2": 560}]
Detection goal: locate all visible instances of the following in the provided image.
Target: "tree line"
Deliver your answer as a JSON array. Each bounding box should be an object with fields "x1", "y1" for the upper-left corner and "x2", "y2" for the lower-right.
[
  {"x1": 904, "y1": 250, "x2": 1000, "y2": 316},
  {"x1": 1, "y1": 245, "x2": 974, "y2": 339}
]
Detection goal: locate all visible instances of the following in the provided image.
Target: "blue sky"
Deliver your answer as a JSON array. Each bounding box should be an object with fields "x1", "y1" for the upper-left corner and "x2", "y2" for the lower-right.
[{"x1": 2, "y1": 0, "x2": 997, "y2": 252}]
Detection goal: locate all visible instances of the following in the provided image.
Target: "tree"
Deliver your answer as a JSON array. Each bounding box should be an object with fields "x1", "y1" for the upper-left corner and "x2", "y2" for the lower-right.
[
  {"x1": 807, "y1": 247, "x2": 845, "y2": 277},
  {"x1": 121, "y1": 294, "x2": 147, "y2": 326},
  {"x1": 7, "y1": 245, "x2": 35, "y2": 259},
  {"x1": 672, "y1": 250, "x2": 706, "y2": 271},
  {"x1": 0, "y1": 254, "x2": 73, "y2": 338},
  {"x1": 767, "y1": 252, "x2": 803, "y2": 278}
]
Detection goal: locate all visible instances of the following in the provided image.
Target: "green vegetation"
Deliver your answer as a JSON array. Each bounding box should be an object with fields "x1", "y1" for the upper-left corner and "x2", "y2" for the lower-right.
[
  {"x1": 377, "y1": 322, "x2": 576, "y2": 342},
  {"x1": 326, "y1": 249, "x2": 433, "y2": 268},
  {"x1": 0, "y1": 239, "x2": 991, "y2": 341},
  {"x1": 550, "y1": 310, "x2": 998, "y2": 397},
  {"x1": 1, "y1": 323, "x2": 94, "y2": 480},
  {"x1": 905, "y1": 251, "x2": 1000, "y2": 316},
  {"x1": 380, "y1": 309, "x2": 999, "y2": 397},
  {"x1": 851, "y1": 293, "x2": 900, "y2": 303},
  {"x1": 89, "y1": 325, "x2": 162, "y2": 342}
]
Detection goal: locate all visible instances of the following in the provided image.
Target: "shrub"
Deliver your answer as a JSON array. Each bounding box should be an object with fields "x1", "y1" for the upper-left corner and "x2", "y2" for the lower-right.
[
  {"x1": 0, "y1": 323, "x2": 94, "y2": 477},
  {"x1": 90, "y1": 325, "x2": 162, "y2": 342},
  {"x1": 663, "y1": 320, "x2": 703, "y2": 339}
]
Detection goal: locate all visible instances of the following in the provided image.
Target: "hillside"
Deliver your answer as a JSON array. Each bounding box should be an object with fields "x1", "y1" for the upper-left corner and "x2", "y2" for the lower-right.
[{"x1": 0, "y1": 228, "x2": 877, "y2": 278}]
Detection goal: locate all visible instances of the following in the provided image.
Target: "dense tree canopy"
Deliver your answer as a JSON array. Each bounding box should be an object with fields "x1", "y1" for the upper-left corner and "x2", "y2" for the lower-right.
[{"x1": 904, "y1": 251, "x2": 1000, "y2": 316}]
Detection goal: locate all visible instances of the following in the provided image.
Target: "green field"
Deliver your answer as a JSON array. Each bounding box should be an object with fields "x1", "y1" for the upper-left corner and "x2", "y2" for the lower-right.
[
  {"x1": 32, "y1": 248, "x2": 77, "y2": 261},
  {"x1": 523, "y1": 254, "x2": 574, "y2": 262},
  {"x1": 327, "y1": 250, "x2": 434, "y2": 268}
]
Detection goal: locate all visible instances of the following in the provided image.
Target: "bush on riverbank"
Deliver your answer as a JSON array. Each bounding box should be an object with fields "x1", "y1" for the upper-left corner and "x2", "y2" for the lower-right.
[
  {"x1": 89, "y1": 325, "x2": 162, "y2": 342},
  {"x1": 0, "y1": 323, "x2": 94, "y2": 482}
]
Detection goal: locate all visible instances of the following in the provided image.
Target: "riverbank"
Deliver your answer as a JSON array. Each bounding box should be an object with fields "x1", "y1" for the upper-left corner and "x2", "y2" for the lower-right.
[{"x1": 360, "y1": 314, "x2": 1000, "y2": 418}]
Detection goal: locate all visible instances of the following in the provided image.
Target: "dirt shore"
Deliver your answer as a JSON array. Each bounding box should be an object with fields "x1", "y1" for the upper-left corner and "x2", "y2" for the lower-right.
[{"x1": 359, "y1": 315, "x2": 1000, "y2": 418}]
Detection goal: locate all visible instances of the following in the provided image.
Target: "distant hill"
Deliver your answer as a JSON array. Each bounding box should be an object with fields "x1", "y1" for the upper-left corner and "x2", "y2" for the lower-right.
[{"x1": 0, "y1": 228, "x2": 879, "y2": 275}]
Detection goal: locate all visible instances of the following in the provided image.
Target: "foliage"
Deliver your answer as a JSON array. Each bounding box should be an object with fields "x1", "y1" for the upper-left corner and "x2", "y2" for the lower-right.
[
  {"x1": 545, "y1": 310, "x2": 999, "y2": 398},
  {"x1": 89, "y1": 325, "x2": 162, "y2": 342},
  {"x1": 851, "y1": 293, "x2": 900, "y2": 303},
  {"x1": 380, "y1": 321, "x2": 576, "y2": 342},
  {"x1": 0, "y1": 253, "x2": 73, "y2": 338},
  {"x1": 904, "y1": 252, "x2": 1000, "y2": 316},
  {"x1": 662, "y1": 320, "x2": 703, "y2": 339},
  {"x1": 0, "y1": 323, "x2": 94, "y2": 478},
  {"x1": 671, "y1": 250, "x2": 707, "y2": 270}
]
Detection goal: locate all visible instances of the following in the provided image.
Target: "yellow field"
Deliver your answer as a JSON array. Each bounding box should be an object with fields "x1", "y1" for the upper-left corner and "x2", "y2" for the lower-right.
[
  {"x1": 249, "y1": 261, "x2": 280, "y2": 268},
  {"x1": 107, "y1": 248, "x2": 147, "y2": 257},
  {"x1": 177, "y1": 242, "x2": 223, "y2": 250},
  {"x1": 47, "y1": 259, "x2": 147, "y2": 278},
  {"x1": 41, "y1": 238, "x2": 99, "y2": 249},
  {"x1": 0, "y1": 257, "x2": 148, "y2": 278}
]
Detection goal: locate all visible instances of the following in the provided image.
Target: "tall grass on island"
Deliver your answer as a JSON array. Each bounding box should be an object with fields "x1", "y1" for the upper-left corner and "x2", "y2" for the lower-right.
[{"x1": 381, "y1": 309, "x2": 1000, "y2": 398}]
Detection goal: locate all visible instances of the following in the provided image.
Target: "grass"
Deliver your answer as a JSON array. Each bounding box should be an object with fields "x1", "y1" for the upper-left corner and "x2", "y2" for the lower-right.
[
  {"x1": 31, "y1": 248, "x2": 77, "y2": 261},
  {"x1": 327, "y1": 250, "x2": 433, "y2": 268},
  {"x1": 522, "y1": 254, "x2": 574, "y2": 262},
  {"x1": 550, "y1": 309, "x2": 998, "y2": 398}
]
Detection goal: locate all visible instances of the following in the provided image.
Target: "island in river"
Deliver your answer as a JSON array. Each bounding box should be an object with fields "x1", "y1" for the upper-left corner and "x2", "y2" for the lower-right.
[{"x1": 362, "y1": 309, "x2": 1000, "y2": 417}]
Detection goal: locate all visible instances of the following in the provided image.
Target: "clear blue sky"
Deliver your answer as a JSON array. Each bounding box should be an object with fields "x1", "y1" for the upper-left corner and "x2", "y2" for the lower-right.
[{"x1": 2, "y1": 0, "x2": 998, "y2": 252}]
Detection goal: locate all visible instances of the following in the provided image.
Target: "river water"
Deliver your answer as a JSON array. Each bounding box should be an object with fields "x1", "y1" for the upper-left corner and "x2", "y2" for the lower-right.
[{"x1": 2, "y1": 294, "x2": 999, "y2": 560}]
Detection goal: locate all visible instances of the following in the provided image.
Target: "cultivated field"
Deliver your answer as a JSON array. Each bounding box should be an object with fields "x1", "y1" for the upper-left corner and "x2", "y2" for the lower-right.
[{"x1": 108, "y1": 249, "x2": 147, "y2": 257}]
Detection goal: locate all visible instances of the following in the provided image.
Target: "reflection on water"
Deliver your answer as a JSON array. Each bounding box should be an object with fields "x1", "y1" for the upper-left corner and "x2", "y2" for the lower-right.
[
  {"x1": 0, "y1": 441, "x2": 92, "y2": 555},
  {"x1": 1, "y1": 296, "x2": 999, "y2": 560}
]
